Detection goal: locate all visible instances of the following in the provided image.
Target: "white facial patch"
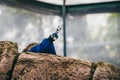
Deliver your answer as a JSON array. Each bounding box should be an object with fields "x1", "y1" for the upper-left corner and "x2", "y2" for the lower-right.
[{"x1": 53, "y1": 37, "x2": 57, "y2": 41}]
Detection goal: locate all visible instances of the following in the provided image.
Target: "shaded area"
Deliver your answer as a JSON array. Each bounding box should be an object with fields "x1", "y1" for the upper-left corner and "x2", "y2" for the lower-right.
[{"x1": 7, "y1": 53, "x2": 20, "y2": 80}]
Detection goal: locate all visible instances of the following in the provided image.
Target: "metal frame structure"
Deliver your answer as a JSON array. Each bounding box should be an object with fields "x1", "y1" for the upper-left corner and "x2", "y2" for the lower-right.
[
  {"x1": 0, "y1": 0, "x2": 120, "y2": 56},
  {"x1": 0, "y1": 0, "x2": 120, "y2": 15},
  {"x1": 62, "y1": 0, "x2": 67, "y2": 56}
]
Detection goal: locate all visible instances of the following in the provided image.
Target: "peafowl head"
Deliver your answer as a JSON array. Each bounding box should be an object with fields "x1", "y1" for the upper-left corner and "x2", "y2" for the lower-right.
[{"x1": 49, "y1": 32, "x2": 58, "y2": 41}]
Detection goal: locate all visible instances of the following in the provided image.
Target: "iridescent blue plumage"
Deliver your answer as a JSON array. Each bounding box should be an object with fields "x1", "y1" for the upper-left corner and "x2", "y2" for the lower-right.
[
  {"x1": 29, "y1": 32, "x2": 58, "y2": 55},
  {"x1": 27, "y1": 26, "x2": 62, "y2": 55}
]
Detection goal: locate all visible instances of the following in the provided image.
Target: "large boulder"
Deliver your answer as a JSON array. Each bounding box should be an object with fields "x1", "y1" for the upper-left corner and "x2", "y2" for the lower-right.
[
  {"x1": 12, "y1": 53, "x2": 93, "y2": 80},
  {"x1": 0, "y1": 41, "x2": 18, "y2": 80},
  {"x1": 93, "y1": 62, "x2": 120, "y2": 80},
  {"x1": 12, "y1": 53, "x2": 120, "y2": 80}
]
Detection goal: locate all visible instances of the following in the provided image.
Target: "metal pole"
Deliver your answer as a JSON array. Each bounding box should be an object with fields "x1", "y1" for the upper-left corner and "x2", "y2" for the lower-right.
[{"x1": 63, "y1": 0, "x2": 67, "y2": 56}]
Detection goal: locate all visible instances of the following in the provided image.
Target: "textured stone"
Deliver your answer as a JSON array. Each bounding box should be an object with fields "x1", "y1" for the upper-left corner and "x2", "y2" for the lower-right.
[
  {"x1": 93, "y1": 62, "x2": 120, "y2": 80},
  {"x1": 12, "y1": 53, "x2": 92, "y2": 80},
  {"x1": 0, "y1": 41, "x2": 18, "y2": 80},
  {"x1": 0, "y1": 41, "x2": 120, "y2": 80}
]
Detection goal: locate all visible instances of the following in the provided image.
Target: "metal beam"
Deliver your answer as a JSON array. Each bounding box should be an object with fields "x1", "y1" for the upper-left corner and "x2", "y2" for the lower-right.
[
  {"x1": 62, "y1": 0, "x2": 67, "y2": 57},
  {"x1": 66, "y1": 1, "x2": 120, "y2": 15},
  {"x1": 0, "y1": 1, "x2": 120, "y2": 15},
  {"x1": 0, "y1": 0, "x2": 62, "y2": 15}
]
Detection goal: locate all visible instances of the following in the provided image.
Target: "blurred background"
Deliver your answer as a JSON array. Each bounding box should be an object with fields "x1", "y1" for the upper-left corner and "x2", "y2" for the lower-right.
[{"x1": 0, "y1": 0, "x2": 120, "y2": 67}]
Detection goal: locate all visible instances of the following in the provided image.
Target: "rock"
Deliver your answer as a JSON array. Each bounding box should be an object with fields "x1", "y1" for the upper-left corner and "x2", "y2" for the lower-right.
[
  {"x1": 0, "y1": 41, "x2": 120, "y2": 80},
  {"x1": 93, "y1": 62, "x2": 120, "y2": 80},
  {"x1": 0, "y1": 41, "x2": 18, "y2": 80},
  {"x1": 12, "y1": 53, "x2": 93, "y2": 80}
]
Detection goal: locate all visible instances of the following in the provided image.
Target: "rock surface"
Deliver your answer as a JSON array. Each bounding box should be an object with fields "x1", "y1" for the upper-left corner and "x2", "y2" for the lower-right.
[
  {"x1": 93, "y1": 62, "x2": 120, "y2": 80},
  {"x1": 0, "y1": 41, "x2": 18, "y2": 80},
  {"x1": 12, "y1": 53, "x2": 93, "y2": 80},
  {"x1": 0, "y1": 41, "x2": 120, "y2": 80}
]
